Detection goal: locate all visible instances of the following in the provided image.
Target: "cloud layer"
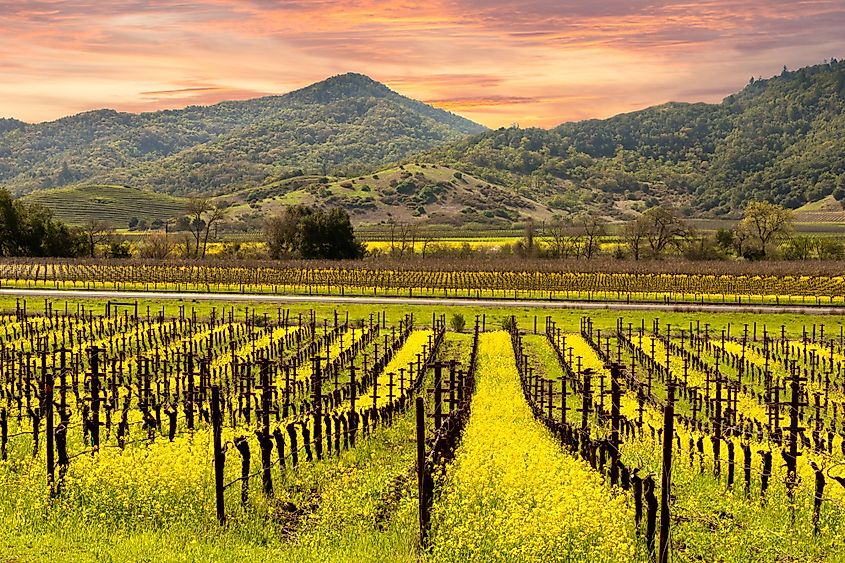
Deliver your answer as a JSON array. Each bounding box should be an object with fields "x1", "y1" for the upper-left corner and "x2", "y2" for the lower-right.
[{"x1": 1, "y1": 0, "x2": 843, "y2": 127}]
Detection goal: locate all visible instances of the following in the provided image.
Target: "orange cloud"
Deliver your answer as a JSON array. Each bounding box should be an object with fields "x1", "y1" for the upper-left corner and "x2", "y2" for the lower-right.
[{"x1": 0, "y1": 1, "x2": 842, "y2": 127}]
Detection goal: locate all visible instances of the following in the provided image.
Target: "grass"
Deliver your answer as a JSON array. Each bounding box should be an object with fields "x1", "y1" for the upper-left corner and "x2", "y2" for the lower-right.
[
  {"x1": 0, "y1": 331, "x2": 476, "y2": 563},
  {"x1": 427, "y1": 332, "x2": 637, "y2": 562},
  {"x1": 3, "y1": 294, "x2": 845, "y2": 560},
  {"x1": 0, "y1": 417, "x2": 421, "y2": 563},
  {"x1": 1, "y1": 294, "x2": 842, "y2": 354},
  {"x1": 22, "y1": 184, "x2": 188, "y2": 226}
]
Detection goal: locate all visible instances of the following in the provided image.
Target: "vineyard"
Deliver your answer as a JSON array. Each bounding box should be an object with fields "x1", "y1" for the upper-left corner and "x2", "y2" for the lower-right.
[
  {"x1": 2, "y1": 258, "x2": 845, "y2": 305},
  {"x1": 2, "y1": 298, "x2": 845, "y2": 561}
]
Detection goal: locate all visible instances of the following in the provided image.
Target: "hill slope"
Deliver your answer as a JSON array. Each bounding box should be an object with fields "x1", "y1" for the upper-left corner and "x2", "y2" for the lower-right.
[
  {"x1": 24, "y1": 162, "x2": 552, "y2": 230},
  {"x1": 0, "y1": 73, "x2": 486, "y2": 196},
  {"x1": 422, "y1": 59, "x2": 845, "y2": 215},
  {"x1": 23, "y1": 185, "x2": 188, "y2": 226}
]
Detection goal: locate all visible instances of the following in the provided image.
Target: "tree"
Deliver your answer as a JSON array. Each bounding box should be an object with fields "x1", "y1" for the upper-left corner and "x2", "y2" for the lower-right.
[
  {"x1": 624, "y1": 218, "x2": 647, "y2": 260},
  {"x1": 265, "y1": 205, "x2": 364, "y2": 260},
  {"x1": 736, "y1": 201, "x2": 793, "y2": 258},
  {"x1": 637, "y1": 206, "x2": 690, "y2": 258},
  {"x1": 577, "y1": 214, "x2": 605, "y2": 259},
  {"x1": 546, "y1": 222, "x2": 578, "y2": 258},
  {"x1": 201, "y1": 206, "x2": 225, "y2": 259},
  {"x1": 715, "y1": 229, "x2": 734, "y2": 253},
  {"x1": 815, "y1": 238, "x2": 845, "y2": 260},
  {"x1": 185, "y1": 197, "x2": 225, "y2": 259},
  {"x1": 109, "y1": 241, "x2": 132, "y2": 258},
  {"x1": 266, "y1": 206, "x2": 312, "y2": 259},
  {"x1": 81, "y1": 219, "x2": 114, "y2": 258},
  {"x1": 523, "y1": 218, "x2": 536, "y2": 258},
  {"x1": 0, "y1": 188, "x2": 85, "y2": 257},
  {"x1": 782, "y1": 235, "x2": 813, "y2": 260},
  {"x1": 138, "y1": 232, "x2": 174, "y2": 259},
  {"x1": 450, "y1": 313, "x2": 466, "y2": 333}
]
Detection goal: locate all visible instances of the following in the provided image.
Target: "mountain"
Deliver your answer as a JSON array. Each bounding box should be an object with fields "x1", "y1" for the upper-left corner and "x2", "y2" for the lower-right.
[
  {"x1": 0, "y1": 73, "x2": 486, "y2": 196},
  {"x1": 422, "y1": 59, "x2": 845, "y2": 216},
  {"x1": 11, "y1": 61, "x2": 845, "y2": 227}
]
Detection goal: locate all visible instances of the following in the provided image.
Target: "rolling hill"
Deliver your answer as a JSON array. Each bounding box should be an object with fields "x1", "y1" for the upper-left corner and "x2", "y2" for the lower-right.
[
  {"x1": 0, "y1": 73, "x2": 486, "y2": 196},
  {"x1": 420, "y1": 59, "x2": 845, "y2": 217},
  {"x1": 9, "y1": 60, "x2": 845, "y2": 228},
  {"x1": 23, "y1": 162, "x2": 553, "y2": 230},
  {"x1": 23, "y1": 185, "x2": 188, "y2": 226}
]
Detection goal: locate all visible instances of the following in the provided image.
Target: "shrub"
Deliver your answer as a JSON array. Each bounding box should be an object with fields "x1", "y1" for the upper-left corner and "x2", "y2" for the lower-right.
[{"x1": 450, "y1": 313, "x2": 466, "y2": 333}]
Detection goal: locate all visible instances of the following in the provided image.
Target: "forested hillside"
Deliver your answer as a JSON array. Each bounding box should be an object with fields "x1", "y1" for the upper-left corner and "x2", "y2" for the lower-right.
[
  {"x1": 0, "y1": 73, "x2": 485, "y2": 196},
  {"x1": 6, "y1": 61, "x2": 845, "y2": 223},
  {"x1": 422, "y1": 59, "x2": 845, "y2": 215}
]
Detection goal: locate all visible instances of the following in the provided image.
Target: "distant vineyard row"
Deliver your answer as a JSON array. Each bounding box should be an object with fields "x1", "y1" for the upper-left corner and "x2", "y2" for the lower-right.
[{"x1": 1, "y1": 259, "x2": 844, "y2": 305}]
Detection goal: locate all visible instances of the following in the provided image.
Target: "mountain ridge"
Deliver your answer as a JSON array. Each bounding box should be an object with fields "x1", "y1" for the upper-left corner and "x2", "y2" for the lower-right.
[
  {"x1": 421, "y1": 59, "x2": 845, "y2": 216},
  {"x1": 0, "y1": 72, "x2": 486, "y2": 195},
  {"x1": 8, "y1": 61, "x2": 845, "y2": 225}
]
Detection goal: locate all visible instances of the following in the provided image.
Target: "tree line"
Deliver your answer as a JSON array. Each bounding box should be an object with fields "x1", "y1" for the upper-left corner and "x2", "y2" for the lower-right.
[
  {"x1": 0, "y1": 184, "x2": 839, "y2": 263},
  {"x1": 523, "y1": 201, "x2": 832, "y2": 261},
  {"x1": 0, "y1": 188, "x2": 363, "y2": 260}
]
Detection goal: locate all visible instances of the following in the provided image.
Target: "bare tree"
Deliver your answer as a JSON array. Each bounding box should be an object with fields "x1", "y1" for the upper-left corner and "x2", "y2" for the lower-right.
[
  {"x1": 185, "y1": 197, "x2": 225, "y2": 259},
  {"x1": 420, "y1": 232, "x2": 435, "y2": 259},
  {"x1": 638, "y1": 206, "x2": 690, "y2": 258},
  {"x1": 624, "y1": 218, "x2": 647, "y2": 260},
  {"x1": 546, "y1": 223, "x2": 570, "y2": 259},
  {"x1": 577, "y1": 213, "x2": 605, "y2": 259},
  {"x1": 201, "y1": 206, "x2": 226, "y2": 258},
  {"x1": 523, "y1": 218, "x2": 536, "y2": 258},
  {"x1": 81, "y1": 219, "x2": 114, "y2": 258}
]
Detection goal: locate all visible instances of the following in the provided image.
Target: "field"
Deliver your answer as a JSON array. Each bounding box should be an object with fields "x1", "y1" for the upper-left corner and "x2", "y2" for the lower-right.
[
  {"x1": 5, "y1": 258, "x2": 845, "y2": 307},
  {"x1": 2, "y1": 291, "x2": 845, "y2": 562},
  {"x1": 23, "y1": 185, "x2": 188, "y2": 226}
]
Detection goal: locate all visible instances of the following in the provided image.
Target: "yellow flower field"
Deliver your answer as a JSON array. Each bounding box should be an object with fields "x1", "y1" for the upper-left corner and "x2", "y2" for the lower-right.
[{"x1": 428, "y1": 331, "x2": 635, "y2": 563}]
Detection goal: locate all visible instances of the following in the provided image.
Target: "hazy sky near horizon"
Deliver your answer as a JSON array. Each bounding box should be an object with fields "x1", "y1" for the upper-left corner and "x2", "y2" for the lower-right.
[{"x1": 1, "y1": 0, "x2": 844, "y2": 128}]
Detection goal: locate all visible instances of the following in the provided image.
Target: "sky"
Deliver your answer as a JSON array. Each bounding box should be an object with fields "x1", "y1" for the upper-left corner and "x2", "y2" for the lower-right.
[{"x1": 1, "y1": 0, "x2": 844, "y2": 128}]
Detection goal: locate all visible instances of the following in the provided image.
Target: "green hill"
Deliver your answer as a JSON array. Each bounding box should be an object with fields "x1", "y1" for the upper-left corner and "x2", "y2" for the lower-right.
[
  {"x1": 9, "y1": 60, "x2": 845, "y2": 225},
  {"x1": 23, "y1": 185, "x2": 188, "y2": 226},
  {"x1": 422, "y1": 59, "x2": 845, "y2": 216},
  {"x1": 222, "y1": 163, "x2": 552, "y2": 231},
  {"x1": 0, "y1": 73, "x2": 486, "y2": 196}
]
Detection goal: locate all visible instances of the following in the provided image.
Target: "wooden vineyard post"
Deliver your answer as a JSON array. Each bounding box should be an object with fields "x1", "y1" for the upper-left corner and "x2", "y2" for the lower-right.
[
  {"x1": 313, "y1": 357, "x2": 323, "y2": 461},
  {"x1": 434, "y1": 363, "x2": 443, "y2": 430},
  {"x1": 659, "y1": 383, "x2": 675, "y2": 563},
  {"x1": 211, "y1": 386, "x2": 225, "y2": 525},
  {"x1": 609, "y1": 363, "x2": 622, "y2": 488},
  {"x1": 580, "y1": 369, "x2": 592, "y2": 432},
  {"x1": 0, "y1": 408, "x2": 6, "y2": 461},
  {"x1": 258, "y1": 357, "x2": 274, "y2": 497},
  {"x1": 349, "y1": 364, "x2": 358, "y2": 411},
  {"x1": 283, "y1": 363, "x2": 291, "y2": 418},
  {"x1": 713, "y1": 364, "x2": 723, "y2": 478},
  {"x1": 90, "y1": 346, "x2": 101, "y2": 452},
  {"x1": 186, "y1": 352, "x2": 195, "y2": 430},
  {"x1": 448, "y1": 361, "x2": 457, "y2": 414},
  {"x1": 44, "y1": 350, "x2": 55, "y2": 492},
  {"x1": 372, "y1": 345, "x2": 380, "y2": 413},
  {"x1": 785, "y1": 364, "x2": 806, "y2": 522},
  {"x1": 415, "y1": 397, "x2": 431, "y2": 546}
]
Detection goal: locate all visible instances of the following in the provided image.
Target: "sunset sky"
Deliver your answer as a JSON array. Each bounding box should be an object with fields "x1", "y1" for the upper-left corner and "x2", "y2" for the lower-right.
[{"x1": 1, "y1": 1, "x2": 844, "y2": 128}]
